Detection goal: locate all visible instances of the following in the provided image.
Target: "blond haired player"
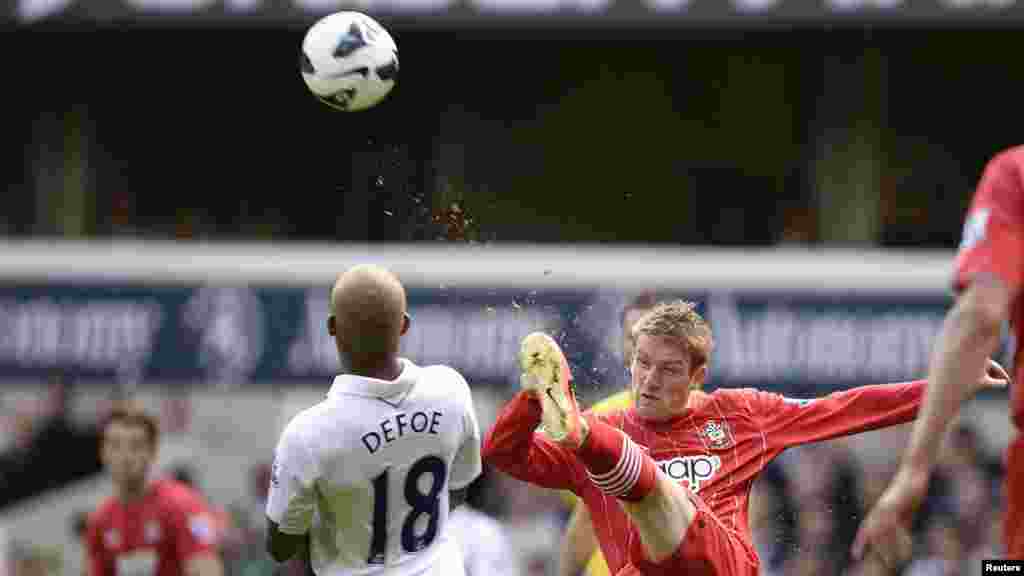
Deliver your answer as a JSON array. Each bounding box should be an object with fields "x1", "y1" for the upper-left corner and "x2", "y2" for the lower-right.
[
  {"x1": 559, "y1": 293, "x2": 657, "y2": 576},
  {"x1": 484, "y1": 301, "x2": 1008, "y2": 576}
]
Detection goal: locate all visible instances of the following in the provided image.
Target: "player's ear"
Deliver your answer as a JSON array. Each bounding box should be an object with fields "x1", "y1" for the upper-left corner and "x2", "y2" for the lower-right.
[
  {"x1": 689, "y1": 363, "x2": 708, "y2": 391},
  {"x1": 400, "y1": 312, "x2": 410, "y2": 335},
  {"x1": 327, "y1": 315, "x2": 337, "y2": 337},
  {"x1": 99, "y1": 435, "x2": 109, "y2": 465}
]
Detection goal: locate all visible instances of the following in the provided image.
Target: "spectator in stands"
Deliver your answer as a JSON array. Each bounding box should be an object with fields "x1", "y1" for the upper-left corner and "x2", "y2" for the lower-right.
[
  {"x1": 31, "y1": 375, "x2": 104, "y2": 489},
  {"x1": 0, "y1": 398, "x2": 40, "y2": 509},
  {"x1": 946, "y1": 424, "x2": 1005, "y2": 498},
  {"x1": 966, "y1": 509, "x2": 1005, "y2": 573},
  {"x1": 784, "y1": 549, "x2": 835, "y2": 576},
  {"x1": 746, "y1": 462, "x2": 791, "y2": 576},
  {"x1": 904, "y1": 517, "x2": 965, "y2": 576},
  {"x1": 786, "y1": 442, "x2": 864, "y2": 574}
]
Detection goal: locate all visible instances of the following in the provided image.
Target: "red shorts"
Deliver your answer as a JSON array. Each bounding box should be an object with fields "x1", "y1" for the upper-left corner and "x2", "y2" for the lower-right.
[
  {"x1": 1005, "y1": 435, "x2": 1024, "y2": 559},
  {"x1": 616, "y1": 495, "x2": 759, "y2": 576}
]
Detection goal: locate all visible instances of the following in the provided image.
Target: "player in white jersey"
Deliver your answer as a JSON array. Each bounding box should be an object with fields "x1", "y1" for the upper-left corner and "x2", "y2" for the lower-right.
[{"x1": 266, "y1": 264, "x2": 482, "y2": 576}]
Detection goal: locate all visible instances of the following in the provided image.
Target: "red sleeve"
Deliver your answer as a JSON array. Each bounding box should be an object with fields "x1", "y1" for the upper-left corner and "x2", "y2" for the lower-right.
[
  {"x1": 954, "y1": 149, "x2": 1024, "y2": 293},
  {"x1": 170, "y1": 491, "x2": 220, "y2": 561},
  {"x1": 481, "y1": 391, "x2": 586, "y2": 494},
  {"x1": 752, "y1": 380, "x2": 926, "y2": 451},
  {"x1": 85, "y1": 513, "x2": 111, "y2": 576}
]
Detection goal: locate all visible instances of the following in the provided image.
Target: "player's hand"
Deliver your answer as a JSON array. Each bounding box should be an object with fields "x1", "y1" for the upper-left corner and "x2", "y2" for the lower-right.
[
  {"x1": 973, "y1": 358, "x2": 1011, "y2": 395},
  {"x1": 851, "y1": 465, "x2": 928, "y2": 569}
]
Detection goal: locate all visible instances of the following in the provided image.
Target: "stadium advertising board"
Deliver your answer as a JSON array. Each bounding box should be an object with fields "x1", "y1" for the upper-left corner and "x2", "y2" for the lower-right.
[
  {"x1": 0, "y1": 282, "x2": 976, "y2": 397},
  {"x1": 9, "y1": 0, "x2": 1024, "y2": 26}
]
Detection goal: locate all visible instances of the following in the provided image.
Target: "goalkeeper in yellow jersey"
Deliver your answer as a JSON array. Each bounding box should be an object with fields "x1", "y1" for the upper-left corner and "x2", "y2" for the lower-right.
[{"x1": 557, "y1": 293, "x2": 657, "y2": 576}]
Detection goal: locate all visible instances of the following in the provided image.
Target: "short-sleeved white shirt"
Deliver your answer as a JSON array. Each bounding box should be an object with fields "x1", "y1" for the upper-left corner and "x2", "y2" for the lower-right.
[{"x1": 267, "y1": 358, "x2": 482, "y2": 576}]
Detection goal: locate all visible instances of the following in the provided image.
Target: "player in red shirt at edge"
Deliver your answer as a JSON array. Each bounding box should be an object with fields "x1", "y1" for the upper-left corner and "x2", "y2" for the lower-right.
[
  {"x1": 854, "y1": 145, "x2": 1024, "y2": 566},
  {"x1": 85, "y1": 408, "x2": 224, "y2": 576},
  {"x1": 482, "y1": 301, "x2": 1009, "y2": 576}
]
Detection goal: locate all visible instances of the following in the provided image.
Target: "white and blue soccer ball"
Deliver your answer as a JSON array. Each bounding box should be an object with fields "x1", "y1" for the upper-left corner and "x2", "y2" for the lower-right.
[{"x1": 300, "y1": 11, "x2": 398, "y2": 112}]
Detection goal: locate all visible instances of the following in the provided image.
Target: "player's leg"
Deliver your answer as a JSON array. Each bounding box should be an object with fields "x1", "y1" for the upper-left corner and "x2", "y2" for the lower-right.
[
  {"x1": 619, "y1": 471, "x2": 694, "y2": 561},
  {"x1": 520, "y1": 332, "x2": 696, "y2": 563},
  {"x1": 1005, "y1": 434, "x2": 1024, "y2": 559},
  {"x1": 622, "y1": 495, "x2": 760, "y2": 576},
  {"x1": 578, "y1": 414, "x2": 696, "y2": 562}
]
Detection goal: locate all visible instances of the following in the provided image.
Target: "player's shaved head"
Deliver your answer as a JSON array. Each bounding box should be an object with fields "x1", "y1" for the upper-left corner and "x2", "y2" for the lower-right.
[{"x1": 328, "y1": 264, "x2": 409, "y2": 372}]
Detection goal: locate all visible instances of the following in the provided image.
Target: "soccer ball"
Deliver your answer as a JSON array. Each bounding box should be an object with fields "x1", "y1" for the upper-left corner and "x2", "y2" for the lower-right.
[{"x1": 300, "y1": 12, "x2": 398, "y2": 112}]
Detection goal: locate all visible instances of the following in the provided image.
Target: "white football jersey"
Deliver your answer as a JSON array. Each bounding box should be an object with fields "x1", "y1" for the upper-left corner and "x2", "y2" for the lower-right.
[
  {"x1": 267, "y1": 359, "x2": 482, "y2": 576},
  {"x1": 448, "y1": 507, "x2": 518, "y2": 576}
]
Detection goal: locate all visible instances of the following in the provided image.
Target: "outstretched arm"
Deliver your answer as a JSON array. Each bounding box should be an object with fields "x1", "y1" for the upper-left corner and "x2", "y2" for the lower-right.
[
  {"x1": 852, "y1": 278, "x2": 1010, "y2": 566},
  {"x1": 758, "y1": 356, "x2": 1007, "y2": 452},
  {"x1": 905, "y1": 282, "x2": 1009, "y2": 473},
  {"x1": 757, "y1": 380, "x2": 926, "y2": 451}
]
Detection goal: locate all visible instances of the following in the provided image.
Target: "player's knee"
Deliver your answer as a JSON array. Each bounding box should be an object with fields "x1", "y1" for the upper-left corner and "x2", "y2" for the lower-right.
[
  {"x1": 627, "y1": 474, "x2": 694, "y2": 517},
  {"x1": 622, "y1": 476, "x2": 694, "y2": 561},
  {"x1": 652, "y1": 472, "x2": 697, "y2": 521}
]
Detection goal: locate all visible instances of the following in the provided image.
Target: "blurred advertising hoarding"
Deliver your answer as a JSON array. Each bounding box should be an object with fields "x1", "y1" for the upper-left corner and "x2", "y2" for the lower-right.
[
  {"x1": 0, "y1": 241, "x2": 997, "y2": 398},
  {"x1": 8, "y1": 0, "x2": 1023, "y2": 26}
]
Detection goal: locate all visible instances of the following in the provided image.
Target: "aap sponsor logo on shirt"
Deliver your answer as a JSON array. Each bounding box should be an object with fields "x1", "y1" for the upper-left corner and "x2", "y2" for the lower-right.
[{"x1": 656, "y1": 455, "x2": 722, "y2": 492}]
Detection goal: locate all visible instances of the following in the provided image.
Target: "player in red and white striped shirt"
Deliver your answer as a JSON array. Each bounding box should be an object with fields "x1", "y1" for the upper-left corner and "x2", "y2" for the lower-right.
[{"x1": 484, "y1": 301, "x2": 1008, "y2": 576}]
